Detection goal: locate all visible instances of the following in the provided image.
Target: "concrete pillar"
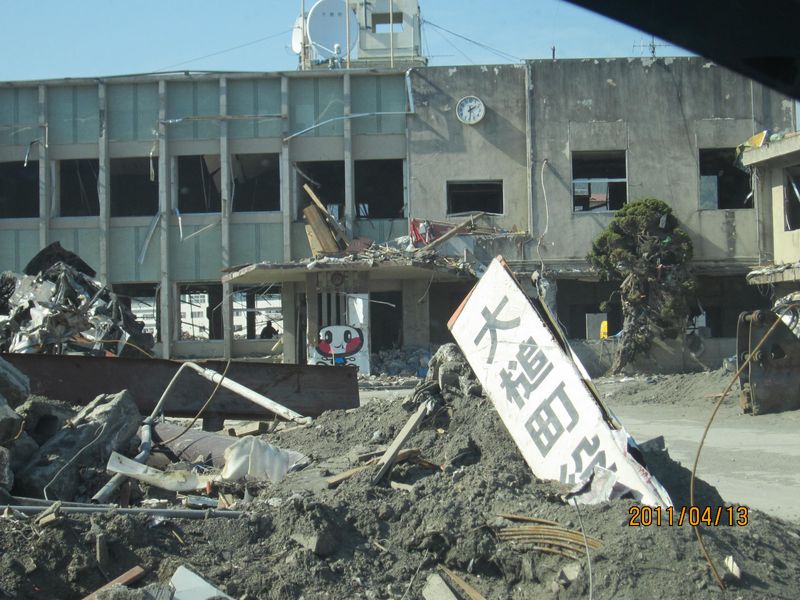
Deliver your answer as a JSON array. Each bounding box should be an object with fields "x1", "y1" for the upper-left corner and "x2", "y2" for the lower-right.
[
  {"x1": 97, "y1": 83, "x2": 110, "y2": 283},
  {"x1": 281, "y1": 76, "x2": 292, "y2": 261},
  {"x1": 343, "y1": 73, "x2": 355, "y2": 236},
  {"x1": 157, "y1": 80, "x2": 172, "y2": 359},
  {"x1": 219, "y1": 78, "x2": 233, "y2": 360},
  {"x1": 305, "y1": 273, "x2": 319, "y2": 364},
  {"x1": 281, "y1": 282, "x2": 297, "y2": 363},
  {"x1": 401, "y1": 279, "x2": 430, "y2": 349},
  {"x1": 37, "y1": 85, "x2": 49, "y2": 249}
]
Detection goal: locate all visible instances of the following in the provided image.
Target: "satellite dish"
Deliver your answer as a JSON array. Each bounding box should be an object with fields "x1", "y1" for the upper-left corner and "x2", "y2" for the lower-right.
[
  {"x1": 291, "y1": 14, "x2": 305, "y2": 54},
  {"x1": 306, "y1": 0, "x2": 358, "y2": 59}
]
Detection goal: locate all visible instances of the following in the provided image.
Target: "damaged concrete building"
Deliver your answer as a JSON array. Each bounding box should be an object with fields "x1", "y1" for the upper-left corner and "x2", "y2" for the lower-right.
[{"x1": 0, "y1": 2, "x2": 794, "y2": 370}]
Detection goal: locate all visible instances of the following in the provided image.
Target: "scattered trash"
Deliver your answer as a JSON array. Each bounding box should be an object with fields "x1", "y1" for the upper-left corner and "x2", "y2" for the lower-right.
[
  {"x1": 169, "y1": 565, "x2": 233, "y2": 600},
  {"x1": 0, "y1": 243, "x2": 153, "y2": 357}
]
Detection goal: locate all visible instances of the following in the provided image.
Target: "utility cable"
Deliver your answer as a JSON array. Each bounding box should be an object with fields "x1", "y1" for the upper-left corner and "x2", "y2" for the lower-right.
[
  {"x1": 156, "y1": 357, "x2": 233, "y2": 446},
  {"x1": 154, "y1": 29, "x2": 292, "y2": 72},
  {"x1": 537, "y1": 159, "x2": 550, "y2": 275},
  {"x1": 43, "y1": 422, "x2": 107, "y2": 501},
  {"x1": 423, "y1": 19, "x2": 521, "y2": 63},
  {"x1": 690, "y1": 305, "x2": 795, "y2": 590}
]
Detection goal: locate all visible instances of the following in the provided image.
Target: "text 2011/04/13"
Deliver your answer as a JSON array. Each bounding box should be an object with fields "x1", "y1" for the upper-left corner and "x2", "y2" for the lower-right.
[{"x1": 628, "y1": 505, "x2": 749, "y2": 527}]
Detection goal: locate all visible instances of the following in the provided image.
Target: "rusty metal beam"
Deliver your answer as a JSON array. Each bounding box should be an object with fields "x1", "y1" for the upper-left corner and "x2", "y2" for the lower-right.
[{"x1": 1, "y1": 354, "x2": 359, "y2": 418}]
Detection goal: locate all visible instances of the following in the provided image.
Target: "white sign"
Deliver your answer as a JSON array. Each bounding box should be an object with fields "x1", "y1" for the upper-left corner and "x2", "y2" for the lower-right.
[{"x1": 449, "y1": 257, "x2": 671, "y2": 507}]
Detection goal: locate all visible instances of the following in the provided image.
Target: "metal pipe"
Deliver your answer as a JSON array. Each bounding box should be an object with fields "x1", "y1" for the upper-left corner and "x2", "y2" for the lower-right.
[
  {"x1": 6, "y1": 505, "x2": 242, "y2": 519},
  {"x1": 183, "y1": 362, "x2": 311, "y2": 424}
]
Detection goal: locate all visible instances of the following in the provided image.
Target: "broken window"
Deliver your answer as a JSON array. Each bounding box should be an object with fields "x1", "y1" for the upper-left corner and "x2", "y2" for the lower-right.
[
  {"x1": 572, "y1": 151, "x2": 627, "y2": 212},
  {"x1": 232, "y1": 153, "x2": 280, "y2": 212},
  {"x1": 232, "y1": 285, "x2": 282, "y2": 340},
  {"x1": 295, "y1": 161, "x2": 344, "y2": 220},
  {"x1": 112, "y1": 283, "x2": 160, "y2": 342},
  {"x1": 372, "y1": 12, "x2": 404, "y2": 33},
  {"x1": 698, "y1": 148, "x2": 751, "y2": 209},
  {"x1": 60, "y1": 159, "x2": 99, "y2": 216},
  {"x1": 177, "y1": 155, "x2": 222, "y2": 214},
  {"x1": 446, "y1": 181, "x2": 503, "y2": 215},
  {"x1": 355, "y1": 159, "x2": 404, "y2": 218},
  {"x1": 0, "y1": 160, "x2": 38, "y2": 218},
  {"x1": 177, "y1": 283, "x2": 223, "y2": 340},
  {"x1": 110, "y1": 158, "x2": 158, "y2": 217},
  {"x1": 784, "y1": 169, "x2": 800, "y2": 231}
]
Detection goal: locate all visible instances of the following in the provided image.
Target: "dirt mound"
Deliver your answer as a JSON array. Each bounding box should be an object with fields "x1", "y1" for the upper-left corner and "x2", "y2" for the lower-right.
[
  {"x1": 597, "y1": 368, "x2": 735, "y2": 407},
  {"x1": 2, "y1": 350, "x2": 799, "y2": 599}
]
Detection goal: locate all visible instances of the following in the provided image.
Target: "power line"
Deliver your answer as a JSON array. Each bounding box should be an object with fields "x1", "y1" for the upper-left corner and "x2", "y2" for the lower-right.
[
  {"x1": 154, "y1": 28, "x2": 292, "y2": 72},
  {"x1": 423, "y1": 19, "x2": 521, "y2": 63},
  {"x1": 429, "y1": 23, "x2": 475, "y2": 65}
]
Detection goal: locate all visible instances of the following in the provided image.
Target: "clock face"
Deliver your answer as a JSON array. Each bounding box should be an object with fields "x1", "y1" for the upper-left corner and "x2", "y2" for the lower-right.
[{"x1": 456, "y1": 95, "x2": 485, "y2": 125}]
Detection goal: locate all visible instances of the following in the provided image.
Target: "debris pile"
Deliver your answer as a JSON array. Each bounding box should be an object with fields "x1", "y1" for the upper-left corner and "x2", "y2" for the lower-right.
[
  {"x1": 2, "y1": 348, "x2": 800, "y2": 599},
  {"x1": 0, "y1": 263, "x2": 154, "y2": 357},
  {"x1": 370, "y1": 347, "x2": 433, "y2": 377}
]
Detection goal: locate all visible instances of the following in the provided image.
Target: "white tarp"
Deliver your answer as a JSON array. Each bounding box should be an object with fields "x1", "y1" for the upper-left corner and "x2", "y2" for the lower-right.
[{"x1": 448, "y1": 257, "x2": 671, "y2": 507}]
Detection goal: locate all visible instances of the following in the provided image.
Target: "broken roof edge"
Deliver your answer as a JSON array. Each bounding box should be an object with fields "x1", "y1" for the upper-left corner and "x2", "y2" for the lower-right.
[
  {"x1": 746, "y1": 262, "x2": 800, "y2": 285},
  {"x1": 741, "y1": 131, "x2": 800, "y2": 166},
  {"x1": 222, "y1": 257, "x2": 473, "y2": 286}
]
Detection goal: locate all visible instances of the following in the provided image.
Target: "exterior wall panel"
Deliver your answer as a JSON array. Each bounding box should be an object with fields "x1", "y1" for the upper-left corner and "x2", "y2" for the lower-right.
[
  {"x1": 48, "y1": 86, "x2": 100, "y2": 144},
  {"x1": 108, "y1": 83, "x2": 159, "y2": 142},
  {"x1": 0, "y1": 87, "x2": 39, "y2": 146}
]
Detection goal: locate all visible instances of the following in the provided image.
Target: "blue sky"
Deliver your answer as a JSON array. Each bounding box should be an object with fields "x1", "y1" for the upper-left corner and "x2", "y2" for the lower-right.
[{"x1": 0, "y1": 0, "x2": 692, "y2": 81}]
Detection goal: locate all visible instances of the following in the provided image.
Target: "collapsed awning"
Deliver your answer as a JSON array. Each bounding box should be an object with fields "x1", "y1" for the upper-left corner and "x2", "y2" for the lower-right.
[{"x1": 223, "y1": 257, "x2": 472, "y2": 286}]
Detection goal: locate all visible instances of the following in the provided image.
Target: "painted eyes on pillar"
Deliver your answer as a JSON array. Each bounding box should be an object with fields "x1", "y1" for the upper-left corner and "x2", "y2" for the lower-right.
[
  {"x1": 324, "y1": 331, "x2": 333, "y2": 344},
  {"x1": 344, "y1": 330, "x2": 352, "y2": 343}
]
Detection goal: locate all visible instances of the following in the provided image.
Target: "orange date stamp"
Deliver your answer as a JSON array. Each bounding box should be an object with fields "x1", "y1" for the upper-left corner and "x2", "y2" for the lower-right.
[{"x1": 628, "y1": 505, "x2": 749, "y2": 527}]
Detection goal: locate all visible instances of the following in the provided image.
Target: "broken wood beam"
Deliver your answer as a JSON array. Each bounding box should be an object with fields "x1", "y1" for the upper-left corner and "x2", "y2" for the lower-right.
[
  {"x1": 81, "y1": 566, "x2": 146, "y2": 600},
  {"x1": 303, "y1": 205, "x2": 341, "y2": 254},
  {"x1": 303, "y1": 183, "x2": 350, "y2": 247},
  {"x1": 438, "y1": 565, "x2": 487, "y2": 600},
  {"x1": 418, "y1": 212, "x2": 486, "y2": 253},
  {"x1": 372, "y1": 400, "x2": 432, "y2": 484},
  {"x1": 325, "y1": 448, "x2": 420, "y2": 488}
]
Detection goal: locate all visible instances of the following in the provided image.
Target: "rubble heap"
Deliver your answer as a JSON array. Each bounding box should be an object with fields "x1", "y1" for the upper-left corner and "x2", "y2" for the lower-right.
[
  {"x1": 1, "y1": 347, "x2": 800, "y2": 599},
  {"x1": 0, "y1": 246, "x2": 153, "y2": 356}
]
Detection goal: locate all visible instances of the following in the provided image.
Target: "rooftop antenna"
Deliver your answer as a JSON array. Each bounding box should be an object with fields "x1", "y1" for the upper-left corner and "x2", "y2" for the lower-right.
[{"x1": 633, "y1": 35, "x2": 671, "y2": 57}]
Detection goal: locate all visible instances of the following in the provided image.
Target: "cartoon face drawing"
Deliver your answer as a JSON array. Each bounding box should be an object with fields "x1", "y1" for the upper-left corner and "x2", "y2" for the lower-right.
[{"x1": 316, "y1": 325, "x2": 364, "y2": 365}]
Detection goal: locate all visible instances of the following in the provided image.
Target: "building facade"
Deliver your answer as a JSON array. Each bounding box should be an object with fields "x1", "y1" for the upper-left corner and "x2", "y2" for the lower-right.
[{"x1": 0, "y1": 57, "x2": 794, "y2": 363}]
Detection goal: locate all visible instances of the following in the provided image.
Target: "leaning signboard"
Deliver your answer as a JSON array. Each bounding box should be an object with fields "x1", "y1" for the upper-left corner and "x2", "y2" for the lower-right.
[{"x1": 448, "y1": 257, "x2": 671, "y2": 507}]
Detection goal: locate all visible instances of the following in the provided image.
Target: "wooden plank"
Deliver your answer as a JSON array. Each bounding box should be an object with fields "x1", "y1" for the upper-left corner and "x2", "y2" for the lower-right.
[
  {"x1": 438, "y1": 566, "x2": 487, "y2": 600},
  {"x1": 304, "y1": 223, "x2": 326, "y2": 256},
  {"x1": 303, "y1": 206, "x2": 340, "y2": 254},
  {"x1": 326, "y1": 448, "x2": 420, "y2": 488},
  {"x1": 418, "y1": 212, "x2": 485, "y2": 253},
  {"x1": 372, "y1": 400, "x2": 432, "y2": 484},
  {"x1": 82, "y1": 566, "x2": 146, "y2": 600},
  {"x1": 1, "y1": 353, "x2": 359, "y2": 419},
  {"x1": 303, "y1": 183, "x2": 350, "y2": 246}
]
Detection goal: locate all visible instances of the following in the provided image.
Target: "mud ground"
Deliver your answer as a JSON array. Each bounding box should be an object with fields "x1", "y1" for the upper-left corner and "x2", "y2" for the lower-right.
[{"x1": 1, "y1": 363, "x2": 799, "y2": 599}]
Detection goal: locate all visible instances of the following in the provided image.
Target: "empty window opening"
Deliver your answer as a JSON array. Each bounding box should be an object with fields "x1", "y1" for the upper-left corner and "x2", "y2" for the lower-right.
[
  {"x1": 112, "y1": 282, "x2": 160, "y2": 342},
  {"x1": 572, "y1": 151, "x2": 627, "y2": 212},
  {"x1": 699, "y1": 148, "x2": 751, "y2": 210},
  {"x1": 178, "y1": 283, "x2": 223, "y2": 340},
  {"x1": 177, "y1": 155, "x2": 222, "y2": 214},
  {"x1": 232, "y1": 153, "x2": 280, "y2": 212},
  {"x1": 0, "y1": 160, "x2": 38, "y2": 218},
  {"x1": 784, "y1": 169, "x2": 800, "y2": 231},
  {"x1": 232, "y1": 285, "x2": 283, "y2": 340},
  {"x1": 372, "y1": 12, "x2": 404, "y2": 33},
  {"x1": 60, "y1": 159, "x2": 99, "y2": 216},
  {"x1": 446, "y1": 181, "x2": 503, "y2": 215},
  {"x1": 370, "y1": 291, "x2": 402, "y2": 351},
  {"x1": 295, "y1": 161, "x2": 344, "y2": 220},
  {"x1": 110, "y1": 158, "x2": 158, "y2": 217},
  {"x1": 355, "y1": 159, "x2": 404, "y2": 218}
]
